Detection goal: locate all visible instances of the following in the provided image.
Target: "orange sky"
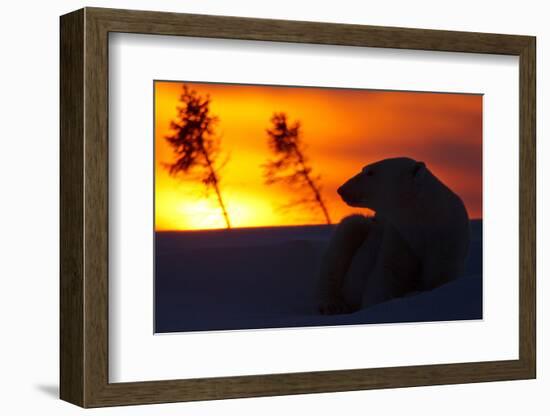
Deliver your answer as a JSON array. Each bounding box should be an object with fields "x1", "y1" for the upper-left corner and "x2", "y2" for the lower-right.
[{"x1": 155, "y1": 81, "x2": 482, "y2": 231}]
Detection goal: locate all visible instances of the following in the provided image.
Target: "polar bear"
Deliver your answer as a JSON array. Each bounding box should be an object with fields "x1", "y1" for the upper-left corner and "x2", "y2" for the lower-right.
[{"x1": 319, "y1": 157, "x2": 470, "y2": 315}]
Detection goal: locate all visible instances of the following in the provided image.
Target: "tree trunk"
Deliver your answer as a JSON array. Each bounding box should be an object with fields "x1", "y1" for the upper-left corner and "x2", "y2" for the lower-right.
[
  {"x1": 211, "y1": 178, "x2": 231, "y2": 229},
  {"x1": 295, "y1": 149, "x2": 331, "y2": 225},
  {"x1": 201, "y1": 148, "x2": 231, "y2": 229}
]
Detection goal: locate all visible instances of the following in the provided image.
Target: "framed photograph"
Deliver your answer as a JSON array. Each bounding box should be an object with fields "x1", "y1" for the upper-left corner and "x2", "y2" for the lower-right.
[{"x1": 60, "y1": 7, "x2": 536, "y2": 408}]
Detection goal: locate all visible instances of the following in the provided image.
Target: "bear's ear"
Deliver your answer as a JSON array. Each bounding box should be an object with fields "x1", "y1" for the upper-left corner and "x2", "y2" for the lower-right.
[{"x1": 412, "y1": 161, "x2": 427, "y2": 184}]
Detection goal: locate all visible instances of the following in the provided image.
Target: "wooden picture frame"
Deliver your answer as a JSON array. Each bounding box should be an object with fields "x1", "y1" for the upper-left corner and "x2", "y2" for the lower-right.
[{"x1": 60, "y1": 7, "x2": 536, "y2": 408}]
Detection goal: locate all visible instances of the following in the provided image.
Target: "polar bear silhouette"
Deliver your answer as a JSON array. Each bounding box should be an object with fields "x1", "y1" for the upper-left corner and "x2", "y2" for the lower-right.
[{"x1": 319, "y1": 157, "x2": 470, "y2": 315}]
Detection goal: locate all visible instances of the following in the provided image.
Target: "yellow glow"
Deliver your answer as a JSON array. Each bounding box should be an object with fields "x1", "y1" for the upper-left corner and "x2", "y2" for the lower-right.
[{"x1": 155, "y1": 81, "x2": 482, "y2": 231}]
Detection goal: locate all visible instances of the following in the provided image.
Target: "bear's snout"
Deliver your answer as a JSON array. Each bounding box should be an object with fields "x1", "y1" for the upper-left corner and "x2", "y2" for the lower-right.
[
  {"x1": 338, "y1": 177, "x2": 370, "y2": 208},
  {"x1": 337, "y1": 183, "x2": 355, "y2": 204},
  {"x1": 337, "y1": 184, "x2": 353, "y2": 202}
]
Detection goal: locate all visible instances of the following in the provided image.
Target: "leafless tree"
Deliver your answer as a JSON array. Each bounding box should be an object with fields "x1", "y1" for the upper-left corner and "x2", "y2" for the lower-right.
[
  {"x1": 164, "y1": 85, "x2": 231, "y2": 229},
  {"x1": 263, "y1": 112, "x2": 331, "y2": 224}
]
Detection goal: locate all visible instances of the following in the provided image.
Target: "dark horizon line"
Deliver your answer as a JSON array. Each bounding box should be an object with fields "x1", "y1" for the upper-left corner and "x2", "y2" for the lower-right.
[{"x1": 156, "y1": 218, "x2": 483, "y2": 233}]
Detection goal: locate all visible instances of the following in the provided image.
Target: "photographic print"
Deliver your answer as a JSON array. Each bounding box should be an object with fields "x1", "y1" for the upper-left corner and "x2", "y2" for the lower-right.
[
  {"x1": 154, "y1": 81, "x2": 482, "y2": 333},
  {"x1": 60, "y1": 9, "x2": 535, "y2": 406}
]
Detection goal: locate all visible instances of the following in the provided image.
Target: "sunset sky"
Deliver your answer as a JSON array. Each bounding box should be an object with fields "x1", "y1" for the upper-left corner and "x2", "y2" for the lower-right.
[{"x1": 155, "y1": 81, "x2": 482, "y2": 231}]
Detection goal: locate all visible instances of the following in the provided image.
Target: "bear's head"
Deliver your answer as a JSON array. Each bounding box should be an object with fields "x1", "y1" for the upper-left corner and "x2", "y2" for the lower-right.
[{"x1": 337, "y1": 157, "x2": 427, "y2": 212}]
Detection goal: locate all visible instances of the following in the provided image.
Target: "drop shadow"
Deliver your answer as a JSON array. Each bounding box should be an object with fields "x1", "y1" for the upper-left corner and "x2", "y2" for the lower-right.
[{"x1": 35, "y1": 384, "x2": 59, "y2": 399}]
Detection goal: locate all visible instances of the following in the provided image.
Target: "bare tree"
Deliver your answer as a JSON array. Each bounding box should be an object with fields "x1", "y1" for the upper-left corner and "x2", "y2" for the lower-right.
[
  {"x1": 263, "y1": 112, "x2": 331, "y2": 224},
  {"x1": 164, "y1": 85, "x2": 231, "y2": 229}
]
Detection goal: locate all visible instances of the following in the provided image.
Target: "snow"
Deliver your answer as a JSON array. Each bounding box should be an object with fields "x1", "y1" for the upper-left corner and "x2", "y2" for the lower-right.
[{"x1": 155, "y1": 220, "x2": 482, "y2": 333}]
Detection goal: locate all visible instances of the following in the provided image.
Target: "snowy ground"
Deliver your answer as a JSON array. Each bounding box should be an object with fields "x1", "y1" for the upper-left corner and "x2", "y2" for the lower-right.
[{"x1": 155, "y1": 220, "x2": 482, "y2": 333}]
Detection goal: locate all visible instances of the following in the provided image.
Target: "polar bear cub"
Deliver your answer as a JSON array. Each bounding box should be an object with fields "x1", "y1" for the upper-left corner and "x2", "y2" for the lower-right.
[{"x1": 319, "y1": 157, "x2": 470, "y2": 315}]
